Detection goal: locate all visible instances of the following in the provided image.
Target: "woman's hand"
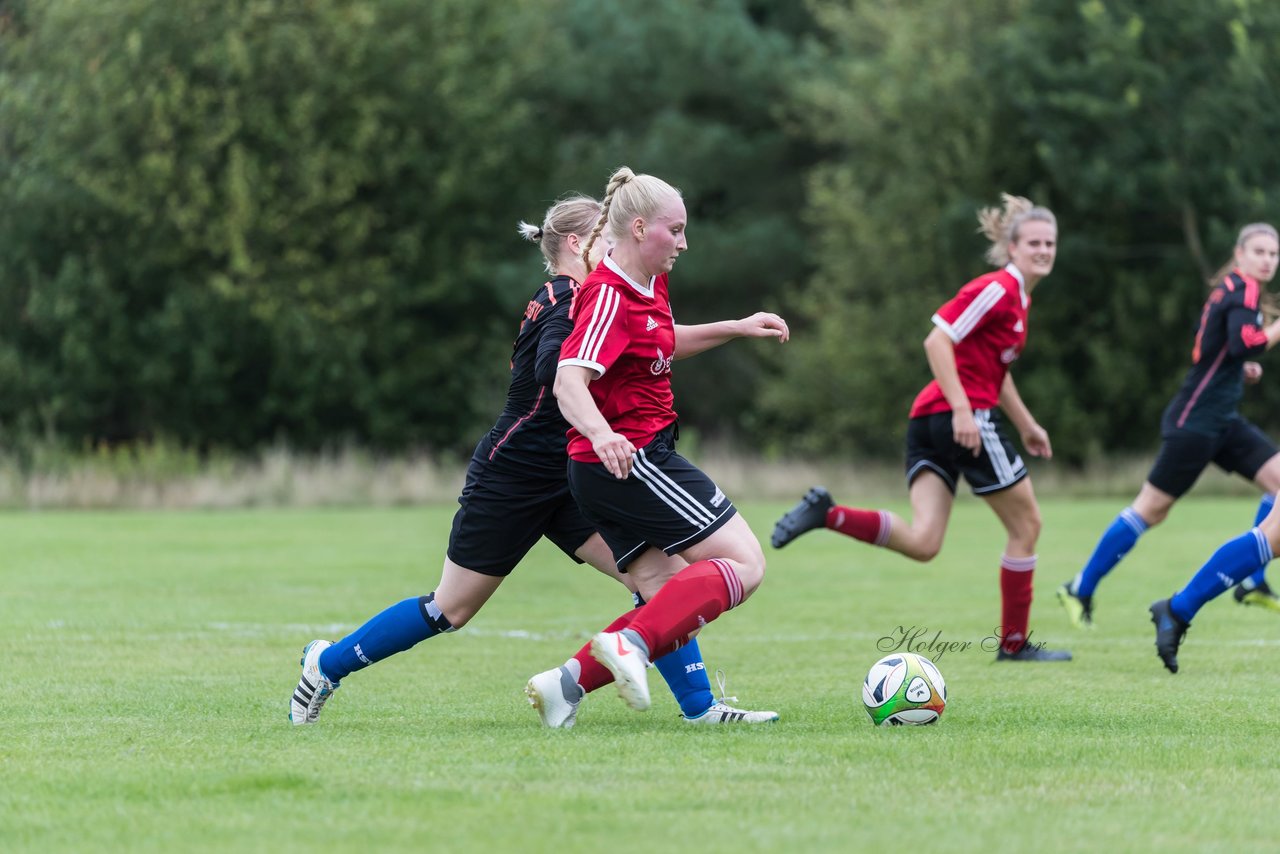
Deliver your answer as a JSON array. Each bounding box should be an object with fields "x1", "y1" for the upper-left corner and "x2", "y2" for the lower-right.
[
  {"x1": 736, "y1": 312, "x2": 790, "y2": 343},
  {"x1": 593, "y1": 431, "x2": 637, "y2": 480},
  {"x1": 951, "y1": 408, "x2": 980, "y2": 456},
  {"x1": 1021, "y1": 422, "x2": 1053, "y2": 459}
]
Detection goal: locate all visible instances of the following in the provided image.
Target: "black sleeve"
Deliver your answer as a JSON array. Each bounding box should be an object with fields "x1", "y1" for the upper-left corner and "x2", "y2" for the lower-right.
[
  {"x1": 534, "y1": 302, "x2": 575, "y2": 388},
  {"x1": 1226, "y1": 302, "x2": 1269, "y2": 358}
]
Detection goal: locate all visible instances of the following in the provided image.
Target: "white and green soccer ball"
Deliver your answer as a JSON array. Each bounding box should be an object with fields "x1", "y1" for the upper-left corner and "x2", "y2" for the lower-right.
[{"x1": 861, "y1": 652, "x2": 947, "y2": 726}]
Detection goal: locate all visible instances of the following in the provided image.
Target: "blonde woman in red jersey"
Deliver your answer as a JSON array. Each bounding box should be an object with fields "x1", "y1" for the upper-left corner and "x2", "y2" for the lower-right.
[
  {"x1": 772, "y1": 193, "x2": 1071, "y2": 662},
  {"x1": 524, "y1": 166, "x2": 790, "y2": 724}
]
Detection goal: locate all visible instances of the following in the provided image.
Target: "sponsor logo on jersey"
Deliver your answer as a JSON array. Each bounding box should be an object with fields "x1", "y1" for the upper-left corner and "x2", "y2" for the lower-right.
[
  {"x1": 1000, "y1": 346, "x2": 1020, "y2": 364},
  {"x1": 650, "y1": 347, "x2": 674, "y2": 375},
  {"x1": 645, "y1": 315, "x2": 659, "y2": 331}
]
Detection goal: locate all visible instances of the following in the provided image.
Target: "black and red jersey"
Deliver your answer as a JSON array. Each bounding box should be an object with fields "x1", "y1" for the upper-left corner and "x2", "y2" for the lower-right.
[
  {"x1": 558, "y1": 254, "x2": 678, "y2": 462},
  {"x1": 910, "y1": 264, "x2": 1030, "y2": 418},
  {"x1": 472, "y1": 274, "x2": 581, "y2": 476},
  {"x1": 1163, "y1": 270, "x2": 1269, "y2": 436}
]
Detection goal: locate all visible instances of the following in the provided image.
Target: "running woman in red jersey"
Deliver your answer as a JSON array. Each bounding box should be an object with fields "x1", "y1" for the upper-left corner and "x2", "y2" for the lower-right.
[
  {"x1": 1061, "y1": 223, "x2": 1280, "y2": 632},
  {"x1": 524, "y1": 166, "x2": 790, "y2": 724},
  {"x1": 287, "y1": 195, "x2": 776, "y2": 727},
  {"x1": 772, "y1": 193, "x2": 1071, "y2": 662}
]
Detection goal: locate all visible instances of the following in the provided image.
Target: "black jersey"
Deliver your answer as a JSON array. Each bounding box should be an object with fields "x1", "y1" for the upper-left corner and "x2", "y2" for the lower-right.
[
  {"x1": 1163, "y1": 271, "x2": 1269, "y2": 436},
  {"x1": 471, "y1": 275, "x2": 580, "y2": 476}
]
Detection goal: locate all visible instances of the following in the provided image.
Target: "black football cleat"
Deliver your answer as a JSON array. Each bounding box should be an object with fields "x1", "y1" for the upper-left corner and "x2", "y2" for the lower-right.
[
  {"x1": 1149, "y1": 598, "x2": 1189, "y2": 674},
  {"x1": 995, "y1": 644, "x2": 1073, "y2": 662},
  {"x1": 771, "y1": 486, "x2": 834, "y2": 549}
]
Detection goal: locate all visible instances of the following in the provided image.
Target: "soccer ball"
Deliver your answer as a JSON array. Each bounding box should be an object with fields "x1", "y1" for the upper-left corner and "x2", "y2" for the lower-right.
[{"x1": 861, "y1": 653, "x2": 947, "y2": 726}]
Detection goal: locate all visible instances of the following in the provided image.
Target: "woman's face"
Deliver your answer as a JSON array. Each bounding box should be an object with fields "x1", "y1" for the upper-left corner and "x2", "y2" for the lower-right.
[
  {"x1": 1236, "y1": 233, "x2": 1279, "y2": 283},
  {"x1": 634, "y1": 196, "x2": 688, "y2": 276},
  {"x1": 1008, "y1": 219, "x2": 1057, "y2": 281}
]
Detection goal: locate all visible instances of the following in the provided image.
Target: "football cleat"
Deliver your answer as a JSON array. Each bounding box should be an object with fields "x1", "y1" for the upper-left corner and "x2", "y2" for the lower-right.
[
  {"x1": 1233, "y1": 580, "x2": 1280, "y2": 613},
  {"x1": 525, "y1": 666, "x2": 583, "y2": 729},
  {"x1": 1149, "y1": 598, "x2": 1189, "y2": 674},
  {"x1": 289, "y1": 639, "x2": 339, "y2": 725},
  {"x1": 1056, "y1": 582, "x2": 1094, "y2": 629},
  {"x1": 995, "y1": 644, "x2": 1073, "y2": 662},
  {"x1": 683, "y1": 702, "x2": 780, "y2": 724},
  {"x1": 771, "y1": 486, "x2": 834, "y2": 549},
  {"x1": 683, "y1": 672, "x2": 778, "y2": 724},
  {"x1": 589, "y1": 631, "x2": 651, "y2": 711}
]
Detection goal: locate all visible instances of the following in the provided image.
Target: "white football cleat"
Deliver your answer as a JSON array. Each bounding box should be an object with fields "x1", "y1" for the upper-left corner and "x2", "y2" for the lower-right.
[
  {"x1": 289, "y1": 639, "x2": 339, "y2": 725},
  {"x1": 525, "y1": 666, "x2": 583, "y2": 729},
  {"x1": 589, "y1": 631, "x2": 651, "y2": 711},
  {"x1": 683, "y1": 702, "x2": 780, "y2": 725},
  {"x1": 683, "y1": 671, "x2": 778, "y2": 724}
]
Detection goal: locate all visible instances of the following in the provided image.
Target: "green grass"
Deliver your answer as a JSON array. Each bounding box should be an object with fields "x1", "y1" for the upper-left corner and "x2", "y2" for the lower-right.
[{"x1": 3, "y1": 498, "x2": 1280, "y2": 852}]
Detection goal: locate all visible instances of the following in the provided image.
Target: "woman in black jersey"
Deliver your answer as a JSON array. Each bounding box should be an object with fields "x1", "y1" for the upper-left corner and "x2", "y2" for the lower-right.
[
  {"x1": 1059, "y1": 223, "x2": 1280, "y2": 628},
  {"x1": 287, "y1": 196, "x2": 772, "y2": 727}
]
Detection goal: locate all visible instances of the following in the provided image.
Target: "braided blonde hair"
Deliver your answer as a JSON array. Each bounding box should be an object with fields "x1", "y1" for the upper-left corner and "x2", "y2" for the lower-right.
[
  {"x1": 976, "y1": 193, "x2": 1057, "y2": 267},
  {"x1": 518, "y1": 195, "x2": 603, "y2": 274},
  {"x1": 581, "y1": 166, "x2": 683, "y2": 268}
]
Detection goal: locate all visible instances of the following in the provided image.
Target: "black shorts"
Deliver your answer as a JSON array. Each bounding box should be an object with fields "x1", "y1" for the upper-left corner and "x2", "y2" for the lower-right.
[
  {"x1": 1147, "y1": 416, "x2": 1278, "y2": 498},
  {"x1": 905, "y1": 409, "x2": 1028, "y2": 495},
  {"x1": 567, "y1": 425, "x2": 737, "y2": 571},
  {"x1": 446, "y1": 459, "x2": 595, "y2": 578}
]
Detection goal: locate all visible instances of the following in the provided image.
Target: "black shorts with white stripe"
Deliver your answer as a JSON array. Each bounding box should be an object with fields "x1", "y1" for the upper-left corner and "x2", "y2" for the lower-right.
[
  {"x1": 567, "y1": 423, "x2": 737, "y2": 571},
  {"x1": 904, "y1": 409, "x2": 1027, "y2": 496}
]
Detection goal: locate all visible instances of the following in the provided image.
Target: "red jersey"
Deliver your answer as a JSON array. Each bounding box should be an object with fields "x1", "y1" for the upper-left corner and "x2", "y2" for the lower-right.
[
  {"x1": 558, "y1": 254, "x2": 678, "y2": 462},
  {"x1": 910, "y1": 264, "x2": 1030, "y2": 418}
]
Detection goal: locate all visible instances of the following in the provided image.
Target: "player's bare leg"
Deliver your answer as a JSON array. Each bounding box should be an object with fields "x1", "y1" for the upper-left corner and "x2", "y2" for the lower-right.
[{"x1": 983, "y1": 478, "x2": 1069, "y2": 661}]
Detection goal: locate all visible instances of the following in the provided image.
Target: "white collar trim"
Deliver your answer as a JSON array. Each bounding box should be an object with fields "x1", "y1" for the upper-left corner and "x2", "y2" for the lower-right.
[
  {"x1": 604, "y1": 254, "x2": 655, "y2": 298},
  {"x1": 1005, "y1": 263, "x2": 1029, "y2": 308}
]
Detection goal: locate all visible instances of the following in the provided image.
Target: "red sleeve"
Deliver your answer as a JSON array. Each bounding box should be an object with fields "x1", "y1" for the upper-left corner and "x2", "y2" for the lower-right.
[
  {"x1": 930, "y1": 279, "x2": 1008, "y2": 343},
  {"x1": 558, "y1": 283, "x2": 629, "y2": 377}
]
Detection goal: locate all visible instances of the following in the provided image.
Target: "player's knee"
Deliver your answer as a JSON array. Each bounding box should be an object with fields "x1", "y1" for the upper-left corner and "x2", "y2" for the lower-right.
[
  {"x1": 737, "y1": 555, "x2": 765, "y2": 597},
  {"x1": 425, "y1": 592, "x2": 467, "y2": 632},
  {"x1": 909, "y1": 541, "x2": 942, "y2": 563},
  {"x1": 1141, "y1": 506, "x2": 1169, "y2": 527}
]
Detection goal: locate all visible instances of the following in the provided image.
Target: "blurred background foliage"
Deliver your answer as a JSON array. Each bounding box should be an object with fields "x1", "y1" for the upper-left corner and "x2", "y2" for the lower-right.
[{"x1": 2, "y1": 0, "x2": 1280, "y2": 467}]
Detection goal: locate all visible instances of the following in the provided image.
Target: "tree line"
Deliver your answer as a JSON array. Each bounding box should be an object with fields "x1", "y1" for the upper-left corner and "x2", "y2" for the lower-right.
[{"x1": 2, "y1": 0, "x2": 1279, "y2": 465}]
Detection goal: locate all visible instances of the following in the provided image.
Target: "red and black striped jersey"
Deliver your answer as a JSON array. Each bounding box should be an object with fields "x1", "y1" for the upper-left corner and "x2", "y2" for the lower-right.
[
  {"x1": 558, "y1": 254, "x2": 677, "y2": 463},
  {"x1": 1163, "y1": 270, "x2": 1269, "y2": 436},
  {"x1": 910, "y1": 264, "x2": 1030, "y2": 418},
  {"x1": 472, "y1": 274, "x2": 580, "y2": 475}
]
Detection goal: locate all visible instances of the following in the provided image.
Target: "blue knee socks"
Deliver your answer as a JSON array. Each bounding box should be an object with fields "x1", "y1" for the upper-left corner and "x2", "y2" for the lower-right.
[
  {"x1": 1171, "y1": 528, "x2": 1274, "y2": 623},
  {"x1": 319, "y1": 594, "x2": 453, "y2": 682},
  {"x1": 1073, "y1": 507, "x2": 1148, "y2": 597},
  {"x1": 633, "y1": 591, "x2": 714, "y2": 717},
  {"x1": 1242, "y1": 493, "x2": 1276, "y2": 590}
]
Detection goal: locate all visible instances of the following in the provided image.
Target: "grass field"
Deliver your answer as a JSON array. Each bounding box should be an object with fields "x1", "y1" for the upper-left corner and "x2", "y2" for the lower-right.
[{"x1": 4, "y1": 497, "x2": 1280, "y2": 853}]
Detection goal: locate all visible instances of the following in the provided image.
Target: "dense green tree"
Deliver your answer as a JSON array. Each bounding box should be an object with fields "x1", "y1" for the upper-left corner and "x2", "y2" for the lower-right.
[
  {"x1": 0, "y1": 0, "x2": 558, "y2": 451},
  {"x1": 0, "y1": 0, "x2": 819, "y2": 453}
]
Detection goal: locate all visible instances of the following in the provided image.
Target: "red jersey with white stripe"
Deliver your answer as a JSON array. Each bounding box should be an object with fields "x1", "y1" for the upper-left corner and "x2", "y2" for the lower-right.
[
  {"x1": 558, "y1": 255, "x2": 677, "y2": 462},
  {"x1": 910, "y1": 264, "x2": 1029, "y2": 418}
]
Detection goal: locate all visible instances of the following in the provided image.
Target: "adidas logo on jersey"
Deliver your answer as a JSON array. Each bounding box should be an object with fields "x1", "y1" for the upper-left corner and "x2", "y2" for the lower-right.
[
  {"x1": 1013, "y1": 319, "x2": 1024, "y2": 332},
  {"x1": 645, "y1": 315, "x2": 659, "y2": 331}
]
